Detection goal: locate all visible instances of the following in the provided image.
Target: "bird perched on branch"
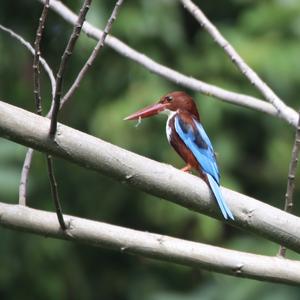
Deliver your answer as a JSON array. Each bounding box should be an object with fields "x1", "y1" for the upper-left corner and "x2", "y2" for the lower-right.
[{"x1": 124, "y1": 91, "x2": 234, "y2": 220}]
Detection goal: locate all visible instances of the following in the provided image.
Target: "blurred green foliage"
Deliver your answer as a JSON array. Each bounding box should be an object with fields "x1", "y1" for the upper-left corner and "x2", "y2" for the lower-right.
[{"x1": 0, "y1": 0, "x2": 300, "y2": 299}]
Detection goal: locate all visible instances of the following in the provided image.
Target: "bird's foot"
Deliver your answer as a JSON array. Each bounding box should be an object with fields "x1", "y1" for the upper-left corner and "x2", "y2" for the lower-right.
[{"x1": 181, "y1": 164, "x2": 192, "y2": 172}]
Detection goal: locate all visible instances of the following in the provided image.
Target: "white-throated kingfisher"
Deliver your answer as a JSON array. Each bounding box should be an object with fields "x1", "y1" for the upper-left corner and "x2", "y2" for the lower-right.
[{"x1": 124, "y1": 91, "x2": 234, "y2": 220}]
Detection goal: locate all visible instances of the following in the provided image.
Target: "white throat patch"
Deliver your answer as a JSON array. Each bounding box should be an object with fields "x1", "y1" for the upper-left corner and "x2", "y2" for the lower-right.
[{"x1": 165, "y1": 110, "x2": 177, "y2": 143}]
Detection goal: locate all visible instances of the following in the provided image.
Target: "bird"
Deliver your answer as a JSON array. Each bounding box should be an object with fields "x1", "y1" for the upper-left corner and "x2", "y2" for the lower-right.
[{"x1": 124, "y1": 91, "x2": 234, "y2": 220}]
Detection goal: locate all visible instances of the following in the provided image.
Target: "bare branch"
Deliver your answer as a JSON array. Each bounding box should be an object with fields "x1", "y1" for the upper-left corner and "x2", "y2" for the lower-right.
[
  {"x1": 31, "y1": 0, "x2": 67, "y2": 229},
  {"x1": 33, "y1": 0, "x2": 50, "y2": 115},
  {"x1": 0, "y1": 23, "x2": 56, "y2": 207},
  {"x1": 37, "y1": 0, "x2": 298, "y2": 127},
  {"x1": 278, "y1": 110, "x2": 300, "y2": 257},
  {"x1": 1, "y1": 99, "x2": 300, "y2": 253},
  {"x1": 284, "y1": 111, "x2": 300, "y2": 212},
  {"x1": 45, "y1": 154, "x2": 67, "y2": 230},
  {"x1": 50, "y1": 0, "x2": 92, "y2": 137},
  {"x1": 47, "y1": 0, "x2": 124, "y2": 228},
  {"x1": 284, "y1": 111, "x2": 300, "y2": 213},
  {"x1": 1, "y1": 203, "x2": 300, "y2": 285},
  {"x1": 62, "y1": 0, "x2": 124, "y2": 106},
  {"x1": 180, "y1": 0, "x2": 294, "y2": 126},
  {"x1": 19, "y1": 148, "x2": 34, "y2": 205},
  {"x1": 0, "y1": 24, "x2": 56, "y2": 97}
]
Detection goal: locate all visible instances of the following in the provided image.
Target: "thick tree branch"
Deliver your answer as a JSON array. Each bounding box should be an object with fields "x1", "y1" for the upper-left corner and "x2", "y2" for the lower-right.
[
  {"x1": 1, "y1": 100, "x2": 300, "y2": 253},
  {"x1": 0, "y1": 202, "x2": 300, "y2": 285},
  {"x1": 180, "y1": 0, "x2": 294, "y2": 126},
  {"x1": 37, "y1": 0, "x2": 298, "y2": 127}
]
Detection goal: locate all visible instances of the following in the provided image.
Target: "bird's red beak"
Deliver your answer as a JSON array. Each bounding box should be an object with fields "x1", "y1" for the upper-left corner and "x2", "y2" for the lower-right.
[{"x1": 124, "y1": 103, "x2": 166, "y2": 120}]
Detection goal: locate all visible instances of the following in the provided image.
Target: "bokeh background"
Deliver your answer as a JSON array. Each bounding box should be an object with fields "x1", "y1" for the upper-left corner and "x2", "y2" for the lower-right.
[{"x1": 1, "y1": 0, "x2": 300, "y2": 299}]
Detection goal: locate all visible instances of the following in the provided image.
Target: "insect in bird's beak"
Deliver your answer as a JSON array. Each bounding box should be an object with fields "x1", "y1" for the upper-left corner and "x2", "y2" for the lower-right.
[{"x1": 134, "y1": 116, "x2": 142, "y2": 127}]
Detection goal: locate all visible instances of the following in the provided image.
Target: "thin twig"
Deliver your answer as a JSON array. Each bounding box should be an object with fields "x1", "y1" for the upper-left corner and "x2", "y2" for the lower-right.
[
  {"x1": 19, "y1": 149, "x2": 34, "y2": 206},
  {"x1": 37, "y1": 0, "x2": 298, "y2": 127},
  {"x1": 4, "y1": 0, "x2": 51, "y2": 206},
  {"x1": 61, "y1": 0, "x2": 124, "y2": 106},
  {"x1": 0, "y1": 24, "x2": 56, "y2": 97},
  {"x1": 0, "y1": 24, "x2": 56, "y2": 205},
  {"x1": 32, "y1": 0, "x2": 67, "y2": 229},
  {"x1": 49, "y1": 0, "x2": 92, "y2": 137},
  {"x1": 46, "y1": 155, "x2": 67, "y2": 230},
  {"x1": 278, "y1": 110, "x2": 300, "y2": 257},
  {"x1": 33, "y1": 0, "x2": 50, "y2": 115},
  {"x1": 48, "y1": 0, "x2": 124, "y2": 229},
  {"x1": 180, "y1": 0, "x2": 292, "y2": 124}
]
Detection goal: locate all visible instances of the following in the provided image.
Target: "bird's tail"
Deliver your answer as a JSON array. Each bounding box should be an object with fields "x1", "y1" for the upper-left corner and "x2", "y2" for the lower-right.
[{"x1": 206, "y1": 174, "x2": 234, "y2": 220}]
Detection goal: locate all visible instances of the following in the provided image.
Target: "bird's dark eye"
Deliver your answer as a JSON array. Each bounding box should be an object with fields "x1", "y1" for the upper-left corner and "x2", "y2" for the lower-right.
[{"x1": 166, "y1": 96, "x2": 173, "y2": 102}]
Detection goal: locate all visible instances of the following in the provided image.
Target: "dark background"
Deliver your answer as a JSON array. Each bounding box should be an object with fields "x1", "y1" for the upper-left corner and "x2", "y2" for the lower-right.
[{"x1": 0, "y1": 0, "x2": 300, "y2": 299}]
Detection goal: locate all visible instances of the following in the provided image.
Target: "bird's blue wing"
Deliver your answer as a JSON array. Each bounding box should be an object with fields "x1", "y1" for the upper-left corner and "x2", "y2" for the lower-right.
[
  {"x1": 174, "y1": 114, "x2": 220, "y2": 183},
  {"x1": 174, "y1": 114, "x2": 234, "y2": 220}
]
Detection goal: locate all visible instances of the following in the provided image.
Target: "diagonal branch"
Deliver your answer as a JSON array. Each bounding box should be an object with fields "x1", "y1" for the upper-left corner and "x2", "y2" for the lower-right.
[
  {"x1": 61, "y1": 0, "x2": 124, "y2": 106},
  {"x1": 1, "y1": 100, "x2": 300, "y2": 253},
  {"x1": 37, "y1": 0, "x2": 298, "y2": 127},
  {"x1": 1, "y1": 202, "x2": 300, "y2": 285},
  {"x1": 50, "y1": 0, "x2": 92, "y2": 137},
  {"x1": 180, "y1": 0, "x2": 294, "y2": 125}
]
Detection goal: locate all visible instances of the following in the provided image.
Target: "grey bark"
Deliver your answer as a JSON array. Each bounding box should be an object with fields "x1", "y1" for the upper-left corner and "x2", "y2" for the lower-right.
[
  {"x1": 0, "y1": 202, "x2": 300, "y2": 285},
  {"x1": 0, "y1": 100, "x2": 300, "y2": 253}
]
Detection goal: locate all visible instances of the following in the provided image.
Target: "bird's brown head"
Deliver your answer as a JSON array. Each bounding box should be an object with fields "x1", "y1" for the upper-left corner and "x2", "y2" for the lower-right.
[{"x1": 124, "y1": 91, "x2": 200, "y2": 121}]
